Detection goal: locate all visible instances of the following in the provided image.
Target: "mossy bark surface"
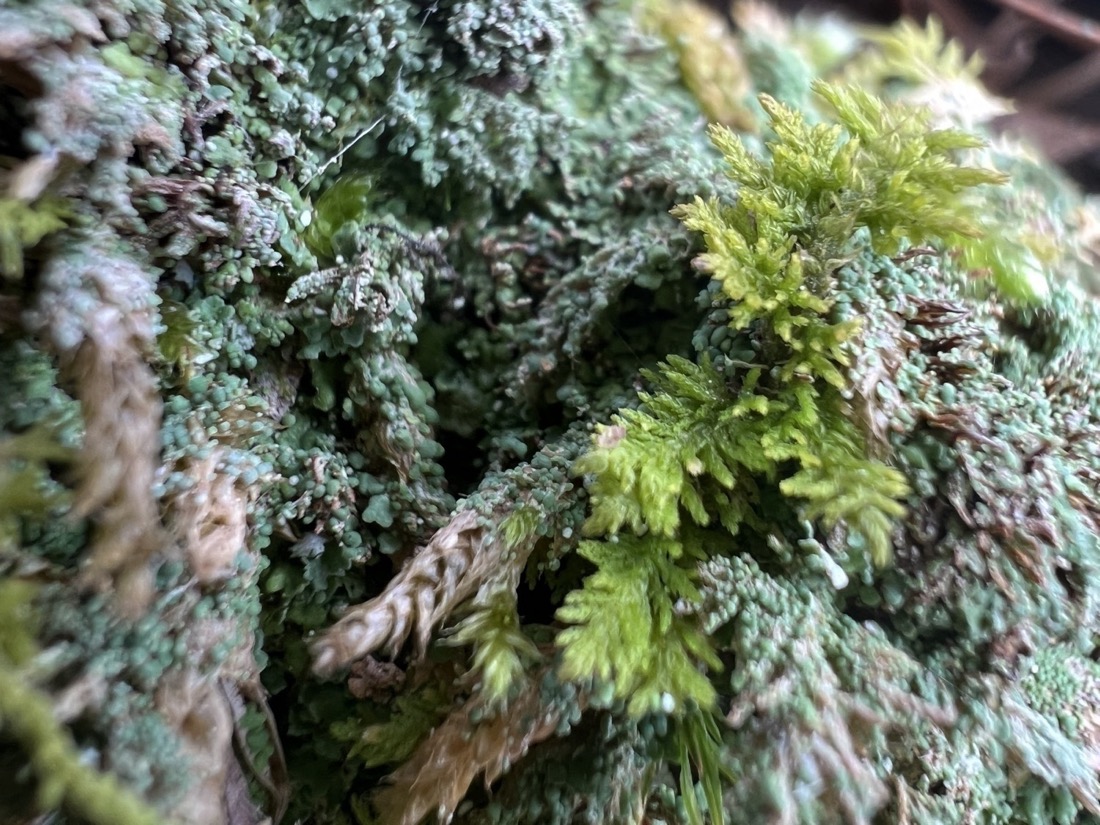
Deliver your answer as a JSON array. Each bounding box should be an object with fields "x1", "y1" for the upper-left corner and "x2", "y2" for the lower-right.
[{"x1": 2, "y1": 2, "x2": 1100, "y2": 825}]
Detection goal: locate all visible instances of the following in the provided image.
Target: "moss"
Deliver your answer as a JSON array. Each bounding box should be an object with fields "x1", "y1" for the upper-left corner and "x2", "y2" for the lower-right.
[
  {"x1": 0, "y1": 194, "x2": 68, "y2": 280},
  {"x1": 2, "y1": 0, "x2": 1100, "y2": 823},
  {"x1": 641, "y1": 0, "x2": 755, "y2": 130},
  {"x1": 0, "y1": 583, "x2": 163, "y2": 825}
]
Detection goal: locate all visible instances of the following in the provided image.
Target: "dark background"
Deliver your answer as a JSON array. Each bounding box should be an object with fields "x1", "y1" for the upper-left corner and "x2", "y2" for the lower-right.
[{"x1": 731, "y1": 0, "x2": 1100, "y2": 191}]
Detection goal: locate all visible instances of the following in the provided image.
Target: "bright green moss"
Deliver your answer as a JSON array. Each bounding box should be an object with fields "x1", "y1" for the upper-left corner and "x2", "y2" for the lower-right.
[
  {"x1": 303, "y1": 175, "x2": 378, "y2": 259},
  {"x1": 560, "y1": 79, "x2": 1014, "y2": 714},
  {"x1": 0, "y1": 196, "x2": 68, "y2": 280},
  {"x1": 557, "y1": 532, "x2": 720, "y2": 716}
]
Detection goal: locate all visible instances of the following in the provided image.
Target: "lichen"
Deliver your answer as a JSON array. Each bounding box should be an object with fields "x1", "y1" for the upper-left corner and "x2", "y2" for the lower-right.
[
  {"x1": 2, "y1": 0, "x2": 1100, "y2": 823},
  {"x1": 0, "y1": 583, "x2": 163, "y2": 825}
]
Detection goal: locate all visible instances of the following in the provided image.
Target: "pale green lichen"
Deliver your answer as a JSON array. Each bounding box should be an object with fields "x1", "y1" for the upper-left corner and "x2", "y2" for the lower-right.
[{"x1": 2, "y1": 1, "x2": 1100, "y2": 824}]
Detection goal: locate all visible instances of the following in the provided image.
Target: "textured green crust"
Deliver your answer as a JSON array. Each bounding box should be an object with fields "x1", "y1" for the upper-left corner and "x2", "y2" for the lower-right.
[{"x1": 2, "y1": 2, "x2": 1100, "y2": 824}]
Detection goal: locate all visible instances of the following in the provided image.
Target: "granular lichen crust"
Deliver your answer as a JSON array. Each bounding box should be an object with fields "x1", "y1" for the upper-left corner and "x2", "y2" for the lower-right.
[{"x1": 2, "y1": 2, "x2": 1100, "y2": 824}]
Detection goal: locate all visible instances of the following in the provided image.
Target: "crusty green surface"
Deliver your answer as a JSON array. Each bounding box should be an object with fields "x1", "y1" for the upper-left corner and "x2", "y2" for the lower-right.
[{"x1": 2, "y1": 2, "x2": 1099, "y2": 824}]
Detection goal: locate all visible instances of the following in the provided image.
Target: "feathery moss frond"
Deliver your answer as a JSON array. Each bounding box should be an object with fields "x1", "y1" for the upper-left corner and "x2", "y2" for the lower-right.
[
  {"x1": 373, "y1": 673, "x2": 583, "y2": 825},
  {"x1": 575, "y1": 356, "x2": 776, "y2": 541},
  {"x1": 557, "y1": 534, "x2": 720, "y2": 716},
  {"x1": 780, "y1": 441, "x2": 909, "y2": 567},
  {"x1": 856, "y1": 17, "x2": 984, "y2": 84},
  {"x1": 560, "y1": 79, "x2": 1018, "y2": 717},
  {"x1": 448, "y1": 590, "x2": 541, "y2": 707}
]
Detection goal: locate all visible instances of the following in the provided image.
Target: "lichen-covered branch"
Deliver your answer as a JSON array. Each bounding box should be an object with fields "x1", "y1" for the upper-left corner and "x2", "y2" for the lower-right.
[
  {"x1": 27, "y1": 240, "x2": 165, "y2": 614},
  {"x1": 3, "y1": 1, "x2": 1100, "y2": 824}
]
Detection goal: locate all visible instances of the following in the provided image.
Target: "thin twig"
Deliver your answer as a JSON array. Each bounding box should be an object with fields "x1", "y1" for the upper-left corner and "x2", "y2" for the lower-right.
[
  {"x1": 301, "y1": 114, "x2": 385, "y2": 189},
  {"x1": 302, "y1": 2, "x2": 440, "y2": 189},
  {"x1": 990, "y1": 0, "x2": 1100, "y2": 51}
]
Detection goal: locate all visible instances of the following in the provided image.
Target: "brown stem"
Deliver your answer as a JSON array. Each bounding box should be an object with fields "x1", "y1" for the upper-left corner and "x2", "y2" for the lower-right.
[{"x1": 990, "y1": 0, "x2": 1100, "y2": 51}]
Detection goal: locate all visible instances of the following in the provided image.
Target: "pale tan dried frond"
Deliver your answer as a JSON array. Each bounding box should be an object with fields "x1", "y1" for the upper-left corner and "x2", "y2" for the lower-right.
[
  {"x1": 165, "y1": 448, "x2": 250, "y2": 585},
  {"x1": 313, "y1": 429, "x2": 582, "y2": 678},
  {"x1": 163, "y1": 557, "x2": 287, "y2": 823},
  {"x1": 71, "y1": 320, "x2": 162, "y2": 610},
  {"x1": 51, "y1": 671, "x2": 109, "y2": 723},
  {"x1": 156, "y1": 669, "x2": 235, "y2": 825},
  {"x1": 311, "y1": 509, "x2": 493, "y2": 675},
  {"x1": 374, "y1": 675, "x2": 577, "y2": 825},
  {"x1": 31, "y1": 245, "x2": 166, "y2": 615}
]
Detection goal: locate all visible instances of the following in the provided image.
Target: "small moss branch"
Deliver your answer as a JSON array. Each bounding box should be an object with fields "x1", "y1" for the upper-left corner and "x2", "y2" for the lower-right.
[{"x1": 0, "y1": 665, "x2": 164, "y2": 825}]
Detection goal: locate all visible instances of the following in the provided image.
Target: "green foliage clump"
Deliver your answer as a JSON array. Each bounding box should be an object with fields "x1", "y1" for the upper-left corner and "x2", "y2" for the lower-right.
[
  {"x1": 850, "y1": 16, "x2": 983, "y2": 87},
  {"x1": 0, "y1": 195, "x2": 68, "y2": 279},
  {"x1": 0, "y1": 425, "x2": 72, "y2": 548},
  {"x1": 449, "y1": 590, "x2": 541, "y2": 707},
  {"x1": 302, "y1": 175, "x2": 379, "y2": 260},
  {"x1": 560, "y1": 79, "x2": 1011, "y2": 717},
  {"x1": 558, "y1": 533, "x2": 719, "y2": 715}
]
